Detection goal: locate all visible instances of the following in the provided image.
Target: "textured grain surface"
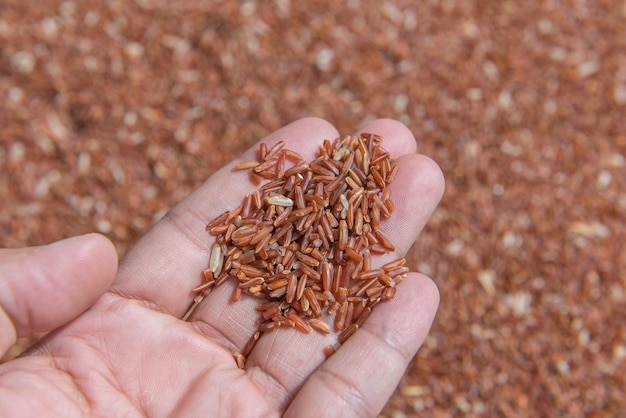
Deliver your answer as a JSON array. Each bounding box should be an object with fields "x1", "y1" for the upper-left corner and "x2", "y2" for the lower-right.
[{"x1": 1, "y1": 1, "x2": 624, "y2": 416}]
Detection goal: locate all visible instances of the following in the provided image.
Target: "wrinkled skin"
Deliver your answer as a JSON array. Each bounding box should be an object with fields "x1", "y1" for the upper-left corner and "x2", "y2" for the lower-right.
[{"x1": 0, "y1": 118, "x2": 444, "y2": 418}]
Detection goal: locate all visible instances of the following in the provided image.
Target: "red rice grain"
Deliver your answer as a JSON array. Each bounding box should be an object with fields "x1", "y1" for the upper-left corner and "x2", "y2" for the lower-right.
[
  {"x1": 310, "y1": 318, "x2": 333, "y2": 335},
  {"x1": 286, "y1": 310, "x2": 313, "y2": 334},
  {"x1": 233, "y1": 352, "x2": 246, "y2": 369},
  {"x1": 338, "y1": 323, "x2": 359, "y2": 345},
  {"x1": 243, "y1": 331, "x2": 261, "y2": 357},
  {"x1": 323, "y1": 345, "x2": 336, "y2": 359}
]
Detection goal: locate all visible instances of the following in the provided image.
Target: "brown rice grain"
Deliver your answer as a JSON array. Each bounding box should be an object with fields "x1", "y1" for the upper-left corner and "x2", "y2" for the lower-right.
[
  {"x1": 332, "y1": 264, "x2": 342, "y2": 293},
  {"x1": 305, "y1": 287, "x2": 322, "y2": 317},
  {"x1": 309, "y1": 247, "x2": 324, "y2": 262},
  {"x1": 355, "y1": 277, "x2": 380, "y2": 297},
  {"x1": 233, "y1": 352, "x2": 246, "y2": 369},
  {"x1": 294, "y1": 185, "x2": 306, "y2": 209},
  {"x1": 249, "y1": 172, "x2": 264, "y2": 185},
  {"x1": 231, "y1": 286, "x2": 242, "y2": 302},
  {"x1": 286, "y1": 274, "x2": 297, "y2": 303},
  {"x1": 269, "y1": 286, "x2": 287, "y2": 298},
  {"x1": 327, "y1": 300, "x2": 340, "y2": 315},
  {"x1": 382, "y1": 286, "x2": 396, "y2": 301},
  {"x1": 296, "y1": 274, "x2": 308, "y2": 301},
  {"x1": 371, "y1": 167, "x2": 386, "y2": 189},
  {"x1": 273, "y1": 206, "x2": 292, "y2": 227},
  {"x1": 334, "y1": 301, "x2": 349, "y2": 331},
  {"x1": 344, "y1": 301, "x2": 354, "y2": 328},
  {"x1": 351, "y1": 299, "x2": 367, "y2": 321},
  {"x1": 337, "y1": 287, "x2": 348, "y2": 303},
  {"x1": 354, "y1": 306, "x2": 372, "y2": 327},
  {"x1": 386, "y1": 266, "x2": 410, "y2": 278},
  {"x1": 254, "y1": 233, "x2": 271, "y2": 254},
  {"x1": 192, "y1": 279, "x2": 215, "y2": 293},
  {"x1": 361, "y1": 249, "x2": 372, "y2": 272},
  {"x1": 344, "y1": 247, "x2": 363, "y2": 264},
  {"x1": 374, "y1": 230, "x2": 395, "y2": 251},
  {"x1": 260, "y1": 320, "x2": 279, "y2": 333},
  {"x1": 378, "y1": 274, "x2": 394, "y2": 287},
  {"x1": 339, "y1": 323, "x2": 359, "y2": 345},
  {"x1": 254, "y1": 158, "x2": 278, "y2": 174},
  {"x1": 283, "y1": 163, "x2": 309, "y2": 178},
  {"x1": 276, "y1": 153, "x2": 285, "y2": 178},
  {"x1": 300, "y1": 262, "x2": 321, "y2": 280},
  {"x1": 323, "y1": 345, "x2": 336, "y2": 359},
  {"x1": 365, "y1": 283, "x2": 385, "y2": 300},
  {"x1": 310, "y1": 318, "x2": 332, "y2": 335},
  {"x1": 296, "y1": 251, "x2": 320, "y2": 267},
  {"x1": 357, "y1": 268, "x2": 385, "y2": 281},
  {"x1": 383, "y1": 257, "x2": 406, "y2": 271},
  {"x1": 262, "y1": 304, "x2": 280, "y2": 320},
  {"x1": 210, "y1": 224, "x2": 230, "y2": 235},
  {"x1": 265, "y1": 141, "x2": 285, "y2": 160},
  {"x1": 206, "y1": 211, "x2": 229, "y2": 230},
  {"x1": 286, "y1": 310, "x2": 313, "y2": 334},
  {"x1": 281, "y1": 148, "x2": 304, "y2": 162},
  {"x1": 243, "y1": 331, "x2": 261, "y2": 357},
  {"x1": 239, "y1": 277, "x2": 265, "y2": 289},
  {"x1": 239, "y1": 250, "x2": 256, "y2": 264},
  {"x1": 338, "y1": 219, "x2": 348, "y2": 250},
  {"x1": 321, "y1": 261, "x2": 333, "y2": 291},
  {"x1": 370, "y1": 244, "x2": 387, "y2": 255},
  {"x1": 266, "y1": 278, "x2": 288, "y2": 291}
]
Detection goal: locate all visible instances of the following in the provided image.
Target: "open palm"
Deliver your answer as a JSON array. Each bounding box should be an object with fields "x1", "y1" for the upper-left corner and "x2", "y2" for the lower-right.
[{"x1": 0, "y1": 118, "x2": 444, "y2": 417}]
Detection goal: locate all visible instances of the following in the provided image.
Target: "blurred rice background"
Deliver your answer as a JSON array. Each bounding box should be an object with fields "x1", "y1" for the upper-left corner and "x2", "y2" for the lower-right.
[{"x1": 1, "y1": 1, "x2": 625, "y2": 416}]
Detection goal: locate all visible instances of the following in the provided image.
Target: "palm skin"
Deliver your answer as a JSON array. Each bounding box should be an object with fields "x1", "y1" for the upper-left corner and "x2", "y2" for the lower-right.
[{"x1": 0, "y1": 118, "x2": 444, "y2": 418}]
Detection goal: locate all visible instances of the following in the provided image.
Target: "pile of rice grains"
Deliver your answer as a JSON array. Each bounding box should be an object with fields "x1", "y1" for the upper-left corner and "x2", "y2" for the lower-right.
[{"x1": 185, "y1": 133, "x2": 408, "y2": 368}]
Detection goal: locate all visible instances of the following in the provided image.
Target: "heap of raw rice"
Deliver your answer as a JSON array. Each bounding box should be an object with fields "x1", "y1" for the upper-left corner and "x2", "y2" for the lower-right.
[{"x1": 187, "y1": 133, "x2": 408, "y2": 363}]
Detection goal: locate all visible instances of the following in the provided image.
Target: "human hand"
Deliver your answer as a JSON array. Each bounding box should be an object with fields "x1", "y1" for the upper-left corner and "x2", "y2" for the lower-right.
[{"x1": 0, "y1": 118, "x2": 444, "y2": 417}]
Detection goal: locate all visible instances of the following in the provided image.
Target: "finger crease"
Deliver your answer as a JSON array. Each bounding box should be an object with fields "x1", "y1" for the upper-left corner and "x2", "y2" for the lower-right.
[
  {"x1": 312, "y1": 366, "x2": 373, "y2": 418},
  {"x1": 360, "y1": 323, "x2": 413, "y2": 363},
  {"x1": 246, "y1": 362, "x2": 292, "y2": 411},
  {"x1": 162, "y1": 204, "x2": 215, "y2": 254},
  {"x1": 190, "y1": 317, "x2": 241, "y2": 354}
]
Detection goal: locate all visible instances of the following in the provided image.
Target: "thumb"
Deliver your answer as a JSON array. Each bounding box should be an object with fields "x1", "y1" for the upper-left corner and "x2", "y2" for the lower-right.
[{"x1": 0, "y1": 233, "x2": 118, "y2": 356}]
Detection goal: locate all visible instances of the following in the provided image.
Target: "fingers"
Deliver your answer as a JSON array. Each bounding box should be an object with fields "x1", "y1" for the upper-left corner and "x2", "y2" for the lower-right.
[
  {"x1": 0, "y1": 233, "x2": 118, "y2": 356},
  {"x1": 111, "y1": 117, "x2": 340, "y2": 316},
  {"x1": 284, "y1": 273, "x2": 440, "y2": 418}
]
